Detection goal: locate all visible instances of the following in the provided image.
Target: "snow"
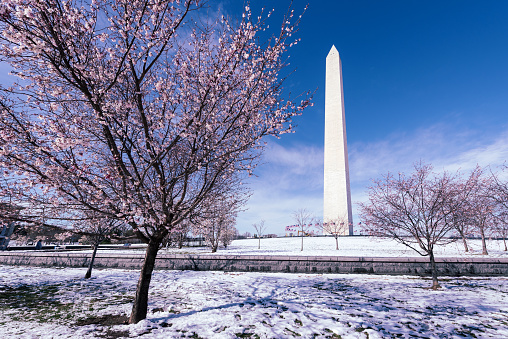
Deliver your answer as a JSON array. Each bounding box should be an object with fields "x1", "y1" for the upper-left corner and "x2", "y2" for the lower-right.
[
  {"x1": 1, "y1": 236, "x2": 507, "y2": 338},
  {"x1": 0, "y1": 266, "x2": 507, "y2": 338},
  {"x1": 62, "y1": 236, "x2": 508, "y2": 258},
  {"x1": 180, "y1": 236, "x2": 508, "y2": 258}
]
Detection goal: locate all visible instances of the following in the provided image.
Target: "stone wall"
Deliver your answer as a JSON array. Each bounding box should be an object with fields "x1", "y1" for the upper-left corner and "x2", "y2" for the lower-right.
[{"x1": 1, "y1": 251, "x2": 507, "y2": 276}]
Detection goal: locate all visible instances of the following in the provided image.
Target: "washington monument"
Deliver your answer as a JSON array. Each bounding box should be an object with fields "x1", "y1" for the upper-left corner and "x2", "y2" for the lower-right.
[{"x1": 323, "y1": 45, "x2": 353, "y2": 235}]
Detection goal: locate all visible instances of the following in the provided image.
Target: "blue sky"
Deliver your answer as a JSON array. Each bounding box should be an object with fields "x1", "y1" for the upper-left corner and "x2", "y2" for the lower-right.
[
  {"x1": 1, "y1": 1, "x2": 507, "y2": 236},
  {"x1": 224, "y1": 0, "x2": 508, "y2": 234}
]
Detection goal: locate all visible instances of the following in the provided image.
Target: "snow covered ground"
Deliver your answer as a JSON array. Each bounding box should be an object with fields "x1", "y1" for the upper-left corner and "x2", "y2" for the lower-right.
[
  {"x1": 0, "y1": 265, "x2": 507, "y2": 338},
  {"x1": 1, "y1": 237, "x2": 507, "y2": 338},
  {"x1": 9, "y1": 236, "x2": 508, "y2": 258},
  {"x1": 160, "y1": 236, "x2": 508, "y2": 258},
  {"x1": 61, "y1": 236, "x2": 508, "y2": 258}
]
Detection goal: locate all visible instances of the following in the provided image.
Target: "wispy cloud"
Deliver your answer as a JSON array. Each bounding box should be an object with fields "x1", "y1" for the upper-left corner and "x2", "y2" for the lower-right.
[
  {"x1": 236, "y1": 124, "x2": 508, "y2": 235},
  {"x1": 258, "y1": 143, "x2": 323, "y2": 191}
]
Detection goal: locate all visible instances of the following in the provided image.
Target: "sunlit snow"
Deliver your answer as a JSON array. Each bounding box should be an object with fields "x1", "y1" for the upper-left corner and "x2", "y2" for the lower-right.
[{"x1": 1, "y1": 236, "x2": 507, "y2": 338}]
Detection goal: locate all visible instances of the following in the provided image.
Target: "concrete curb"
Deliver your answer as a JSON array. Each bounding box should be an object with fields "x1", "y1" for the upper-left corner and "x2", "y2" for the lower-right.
[{"x1": 1, "y1": 251, "x2": 507, "y2": 276}]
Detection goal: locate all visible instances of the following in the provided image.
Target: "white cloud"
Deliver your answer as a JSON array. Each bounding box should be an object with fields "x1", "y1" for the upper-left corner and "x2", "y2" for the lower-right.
[
  {"x1": 235, "y1": 143, "x2": 324, "y2": 235},
  {"x1": 440, "y1": 132, "x2": 508, "y2": 172}
]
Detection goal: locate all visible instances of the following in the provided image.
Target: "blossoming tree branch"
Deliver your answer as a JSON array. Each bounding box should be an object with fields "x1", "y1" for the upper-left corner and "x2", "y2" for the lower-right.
[{"x1": 0, "y1": 0, "x2": 311, "y2": 323}]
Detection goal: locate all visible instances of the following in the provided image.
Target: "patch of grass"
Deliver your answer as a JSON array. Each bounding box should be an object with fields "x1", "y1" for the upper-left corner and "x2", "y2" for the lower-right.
[
  {"x1": 75, "y1": 314, "x2": 128, "y2": 326},
  {"x1": 294, "y1": 319, "x2": 303, "y2": 326},
  {"x1": 214, "y1": 325, "x2": 227, "y2": 333},
  {"x1": 0, "y1": 284, "x2": 61, "y2": 309},
  {"x1": 96, "y1": 329, "x2": 130, "y2": 338},
  {"x1": 151, "y1": 307, "x2": 164, "y2": 313},
  {"x1": 455, "y1": 329, "x2": 477, "y2": 338},
  {"x1": 261, "y1": 320, "x2": 272, "y2": 327},
  {"x1": 323, "y1": 329, "x2": 342, "y2": 339},
  {"x1": 235, "y1": 333, "x2": 259, "y2": 338},
  {"x1": 0, "y1": 283, "x2": 77, "y2": 323},
  {"x1": 284, "y1": 328, "x2": 301, "y2": 337}
]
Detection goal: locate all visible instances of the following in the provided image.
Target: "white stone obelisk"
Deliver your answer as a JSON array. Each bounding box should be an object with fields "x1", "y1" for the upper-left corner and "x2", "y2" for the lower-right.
[{"x1": 323, "y1": 45, "x2": 353, "y2": 235}]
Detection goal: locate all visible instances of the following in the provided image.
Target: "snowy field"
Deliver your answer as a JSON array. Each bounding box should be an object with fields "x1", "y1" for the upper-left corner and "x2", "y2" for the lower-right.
[
  {"x1": 9, "y1": 236, "x2": 508, "y2": 258},
  {"x1": 1, "y1": 237, "x2": 507, "y2": 338},
  {"x1": 59, "y1": 236, "x2": 508, "y2": 258},
  {"x1": 0, "y1": 265, "x2": 507, "y2": 338},
  {"x1": 161, "y1": 236, "x2": 508, "y2": 258}
]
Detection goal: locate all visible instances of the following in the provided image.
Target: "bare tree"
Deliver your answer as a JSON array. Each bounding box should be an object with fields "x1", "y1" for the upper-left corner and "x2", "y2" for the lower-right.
[
  {"x1": 318, "y1": 214, "x2": 350, "y2": 250},
  {"x1": 359, "y1": 163, "x2": 469, "y2": 289},
  {"x1": 292, "y1": 208, "x2": 314, "y2": 251},
  {"x1": 253, "y1": 220, "x2": 266, "y2": 249},
  {"x1": 0, "y1": 0, "x2": 310, "y2": 323}
]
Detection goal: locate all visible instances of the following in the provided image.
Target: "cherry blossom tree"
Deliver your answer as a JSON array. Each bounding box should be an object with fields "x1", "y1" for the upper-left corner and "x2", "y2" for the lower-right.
[
  {"x1": 489, "y1": 165, "x2": 508, "y2": 251},
  {"x1": 190, "y1": 174, "x2": 247, "y2": 252},
  {"x1": 450, "y1": 166, "x2": 486, "y2": 253},
  {"x1": 318, "y1": 214, "x2": 350, "y2": 250},
  {"x1": 220, "y1": 223, "x2": 237, "y2": 249},
  {"x1": 196, "y1": 193, "x2": 243, "y2": 253},
  {"x1": 490, "y1": 165, "x2": 508, "y2": 209},
  {"x1": 457, "y1": 168, "x2": 495, "y2": 255},
  {"x1": 162, "y1": 219, "x2": 191, "y2": 249},
  {"x1": 451, "y1": 212, "x2": 473, "y2": 252},
  {"x1": 495, "y1": 215, "x2": 508, "y2": 251},
  {"x1": 359, "y1": 163, "x2": 468, "y2": 290},
  {"x1": 0, "y1": 0, "x2": 310, "y2": 323}
]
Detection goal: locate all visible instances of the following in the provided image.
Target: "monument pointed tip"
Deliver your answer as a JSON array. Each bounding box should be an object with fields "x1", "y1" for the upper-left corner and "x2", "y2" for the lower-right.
[{"x1": 327, "y1": 45, "x2": 339, "y2": 57}]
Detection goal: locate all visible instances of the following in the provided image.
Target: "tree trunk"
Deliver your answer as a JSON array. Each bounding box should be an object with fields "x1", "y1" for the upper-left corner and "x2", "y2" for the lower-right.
[
  {"x1": 461, "y1": 236, "x2": 469, "y2": 252},
  {"x1": 129, "y1": 240, "x2": 161, "y2": 324},
  {"x1": 301, "y1": 235, "x2": 304, "y2": 251},
  {"x1": 211, "y1": 243, "x2": 218, "y2": 253},
  {"x1": 479, "y1": 225, "x2": 488, "y2": 255},
  {"x1": 503, "y1": 236, "x2": 507, "y2": 251},
  {"x1": 335, "y1": 236, "x2": 339, "y2": 250},
  {"x1": 429, "y1": 251, "x2": 441, "y2": 290},
  {"x1": 84, "y1": 243, "x2": 99, "y2": 279},
  {"x1": 458, "y1": 229, "x2": 469, "y2": 252},
  {"x1": 258, "y1": 237, "x2": 260, "y2": 250}
]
